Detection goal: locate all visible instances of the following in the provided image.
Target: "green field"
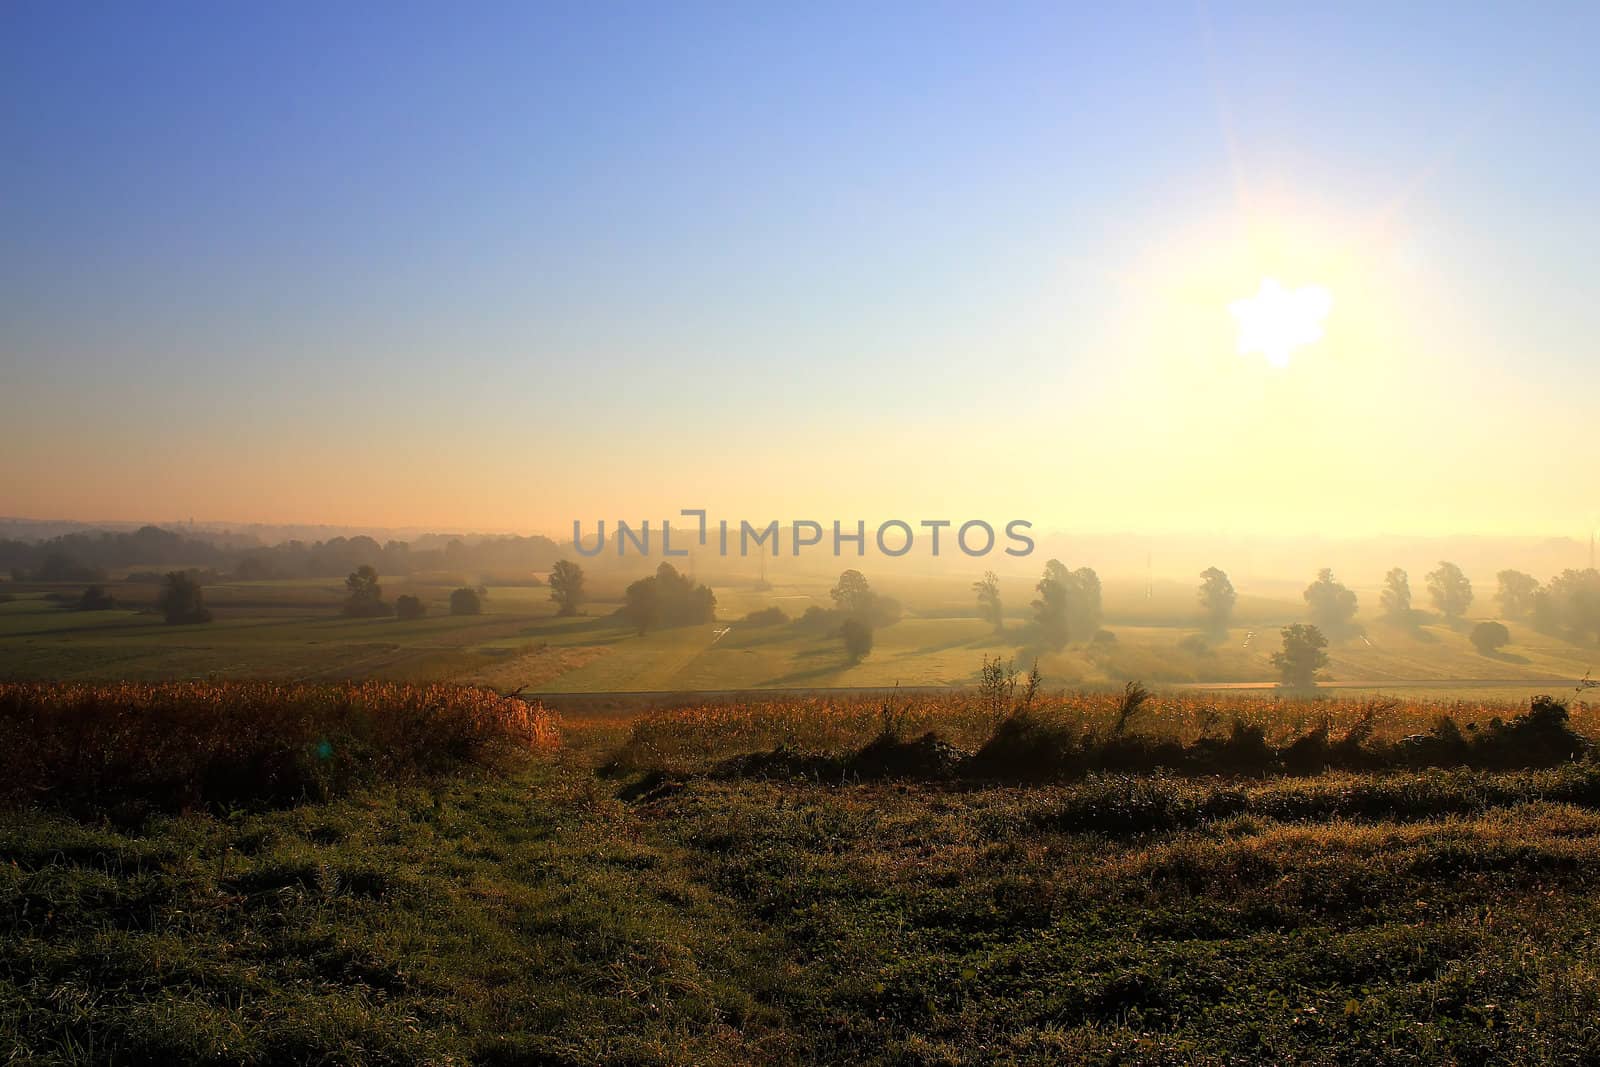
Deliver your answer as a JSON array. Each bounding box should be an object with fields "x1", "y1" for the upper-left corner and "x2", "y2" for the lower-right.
[
  {"x1": 0, "y1": 573, "x2": 1595, "y2": 703},
  {"x1": 1, "y1": 573, "x2": 1594, "y2": 701}
]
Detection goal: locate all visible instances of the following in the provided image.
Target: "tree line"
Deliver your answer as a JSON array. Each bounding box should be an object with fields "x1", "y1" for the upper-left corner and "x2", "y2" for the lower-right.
[{"x1": 2, "y1": 525, "x2": 563, "y2": 583}]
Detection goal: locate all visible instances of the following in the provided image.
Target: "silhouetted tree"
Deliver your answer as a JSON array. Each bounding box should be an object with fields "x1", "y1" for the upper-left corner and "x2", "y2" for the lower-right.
[
  {"x1": 343, "y1": 565, "x2": 392, "y2": 617},
  {"x1": 548, "y1": 559, "x2": 585, "y2": 617},
  {"x1": 1496, "y1": 570, "x2": 1539, "y2": 620},
  {"x1": 1304, "y1": 568, "x2": 1358, "y2": 632},
  {"x1": 1380, "y1": 567, "x2": 1412, "y2": 620},
  {"x1": 825, "y1": 568, "x2": 900, "y2": 627},
  {"x1": 1272, "y1": 624, "x2": 1328, "y2": 689},
  {"x1": 1198, "y1": 567, "x2": 1236, "y2": 633},
  {"x1": 830, "y1": 569, "x2": 875, "y2": 615},
  {"x1": 1427, "y1": 561, "x2": 1473, "y2": 620},
  {"x1": 620, "y1": 563, "x2": 715, "y2": 632},
  {"x1": 158, "y1": 571, "x2": 212, "y2": 624},
  {"x1": 449, "y1": 587, "x2": 482, "y2": 616},
  {"x1": 1470, "y1": 620, "x2": 1511, "y2": 655},
  {"x1": 395, "y1": 594, "x2": 427, "y2": 620},
  {"x1": 973, "y1": 570, "x2": 1003, "y2": 632},
  {"x1": 1032, "y1": 559, "x2": 1070, "y2": 649}
]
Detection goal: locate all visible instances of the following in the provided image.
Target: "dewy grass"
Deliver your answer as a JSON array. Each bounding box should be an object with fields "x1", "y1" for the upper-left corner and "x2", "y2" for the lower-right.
[{"x1": 11, "y1": 684, "x2": 1600, "y2": 1063}]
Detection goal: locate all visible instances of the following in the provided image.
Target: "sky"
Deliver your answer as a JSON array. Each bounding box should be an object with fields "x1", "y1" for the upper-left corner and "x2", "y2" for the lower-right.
[{"x1": 3, "y1": 2, "x2": 1597, "y2": 539}]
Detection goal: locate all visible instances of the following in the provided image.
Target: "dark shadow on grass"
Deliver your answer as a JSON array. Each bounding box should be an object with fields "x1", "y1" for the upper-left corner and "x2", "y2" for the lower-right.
[
  {"x1": 892, "y1": 632, "x2": 999, "y2": 659},
  {"x1": 518, "y1": 616, "x2": 625, "y2": 638},
  {"x1": 760, "y1": 660, "x2": 853, "y2": 687},
  {"x1": 725, "y1": 629, "x2": 807, "y2": 650}
]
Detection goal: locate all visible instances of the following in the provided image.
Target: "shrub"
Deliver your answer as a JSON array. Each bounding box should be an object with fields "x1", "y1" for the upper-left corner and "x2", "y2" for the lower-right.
[
  {"x1": 158, "y1": 571, "x2": 212, "y2": 624},
  {"x1": 841, "y1": 617, "x2": 874, "y2": 661},
  {"x1": 967, "y1": 707, "x2": 1083, "y2": 781},
  {"x1": 1468, "y1": 695, "x2": 1587, "y2": 768},
  {"x1": 1471, "y1": 620, "x2": 1511, "y2": 654},
  {"x1": 450, "y1": 587, "x2": 483, "y2": 615},
  {"x1": 395, "y1": 594, "x2": 427, "y2": 620},
  {"x1": 0, "y1": 681, "x2": 559, "y2": 816},
  {"x1": 77, "y1": 585, "x2": 117, "y2": 610},
  {"x1": 742, "y1": 606, "x2": 789, "y2": 626},
  {"x1": 620, "y1": 563, "x2": 714, "y2": 631},
  {"x1": 796, "y1": 605, "x2": 840, "y2": 630}
]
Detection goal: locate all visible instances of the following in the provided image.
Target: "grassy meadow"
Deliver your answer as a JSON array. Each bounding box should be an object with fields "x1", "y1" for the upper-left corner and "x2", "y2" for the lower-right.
[
  {"x1": 8, "y1": 682, "x2": 1600, "y2": 1063},
  {"x1": 0, "y1": 569, "x2": 1593, "y2": 703}
]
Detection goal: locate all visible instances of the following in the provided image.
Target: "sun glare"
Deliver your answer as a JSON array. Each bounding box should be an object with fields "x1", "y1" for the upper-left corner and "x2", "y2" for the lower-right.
[{"x1": 1229, "y1": 277, "x2": 1332, "y2": 367}]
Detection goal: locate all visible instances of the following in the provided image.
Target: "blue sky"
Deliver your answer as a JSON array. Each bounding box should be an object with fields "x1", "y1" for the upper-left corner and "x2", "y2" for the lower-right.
[{"x1": 3, "y1": 2, "x2": 1597, "y2": 534}]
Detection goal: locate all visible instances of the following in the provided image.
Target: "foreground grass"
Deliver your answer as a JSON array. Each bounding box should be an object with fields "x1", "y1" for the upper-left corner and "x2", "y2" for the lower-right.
[
  {"x1": 633, "y1": 770, "x2": 1600, "y2": 1064},
  {"x1": 12, "y1": 693, "x2": 1600, "y2": 1063},
  {"x1": 1, "y1": 760, "x2": 786, "y2": 1065}
]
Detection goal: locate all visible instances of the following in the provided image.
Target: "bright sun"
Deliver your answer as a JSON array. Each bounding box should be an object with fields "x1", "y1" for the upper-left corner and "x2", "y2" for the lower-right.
[{"x1": 1229, "y1": 277, "x2": 1332, "y2": 367}]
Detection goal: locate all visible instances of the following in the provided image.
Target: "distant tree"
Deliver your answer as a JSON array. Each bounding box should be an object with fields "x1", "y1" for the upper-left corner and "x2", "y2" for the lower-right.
[
  {"x1": 1470, "y1": 620, "x2": 1511, "y2": 655},
  {"x1": 395, "y1": 594, "x2": 427, "y2": 620},
  {"x1": 77, "y1": 585, "x2": 116, "y2": 611},
  {"x1": 1534, "y1": 569, "x2": 1600, "y2": 645},
  {"x1": 1064, "y1": 567, "x2": 1103, "y2": 640},
  {"x1": 548, "y1": 559, "x2": 586, "y2": 617},
  {"x1": 1380, "y1": 568, "x2": 1412, "y2": 620},
  {"x1": 347, "y1": 566, "x2": 378, "y2": 599},
  {"x1": 830, "y1": 569, "x2": 875, "y2": 616},
  {"x1": 343, "y1": 565, "x2": 392, "y2": 617},
  {"x1": 840, "y1": 617, "x2": 874, "y2": 662},
  {"x1": 1531, "y1": 586, "x2": 1557, "y2": 634},
  {"x1": 158, "y1": 571, "x2": 212, "y2": 625},
  {"x1": 449, "y1": 587, "x2": 482, "y2": 616},
  {"x1": 620, "y1": 576, "x2": 660, "y2": 632},
  {"x1": 1271, "y1": 624, "x2": 1329, "y2": 689},
  {"x1": 1426, "y1": 561, "x2": 1474, "y2": 620},
  {"x1": 826, "y1": 568, "x2": 900, "y2": 627},
  {"x1": 973, "y1": 571, "x2": 1003, "y2": 632},
  {"x1": 1303, "y1": 568, "x2": 1358, "y2": 632},
  {"x1": 35, "y1": 552, "x2": 107, "y2": 583},
  {"x1": 1496, "y1": 570, "x2": 1540, "y2": 620},
  {"x1": 1032, "y1": 559, "x2": 1071, "y2": 649},
  {"x1": 234, "y1": 555, "x2": 276, "y2": 581},
  {"x1": 1198, "y1": 567, "x2": 1236, "y2": 633},
  {"x1": 620, "y1": 563, "x2": 715, "y2": 633}
]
